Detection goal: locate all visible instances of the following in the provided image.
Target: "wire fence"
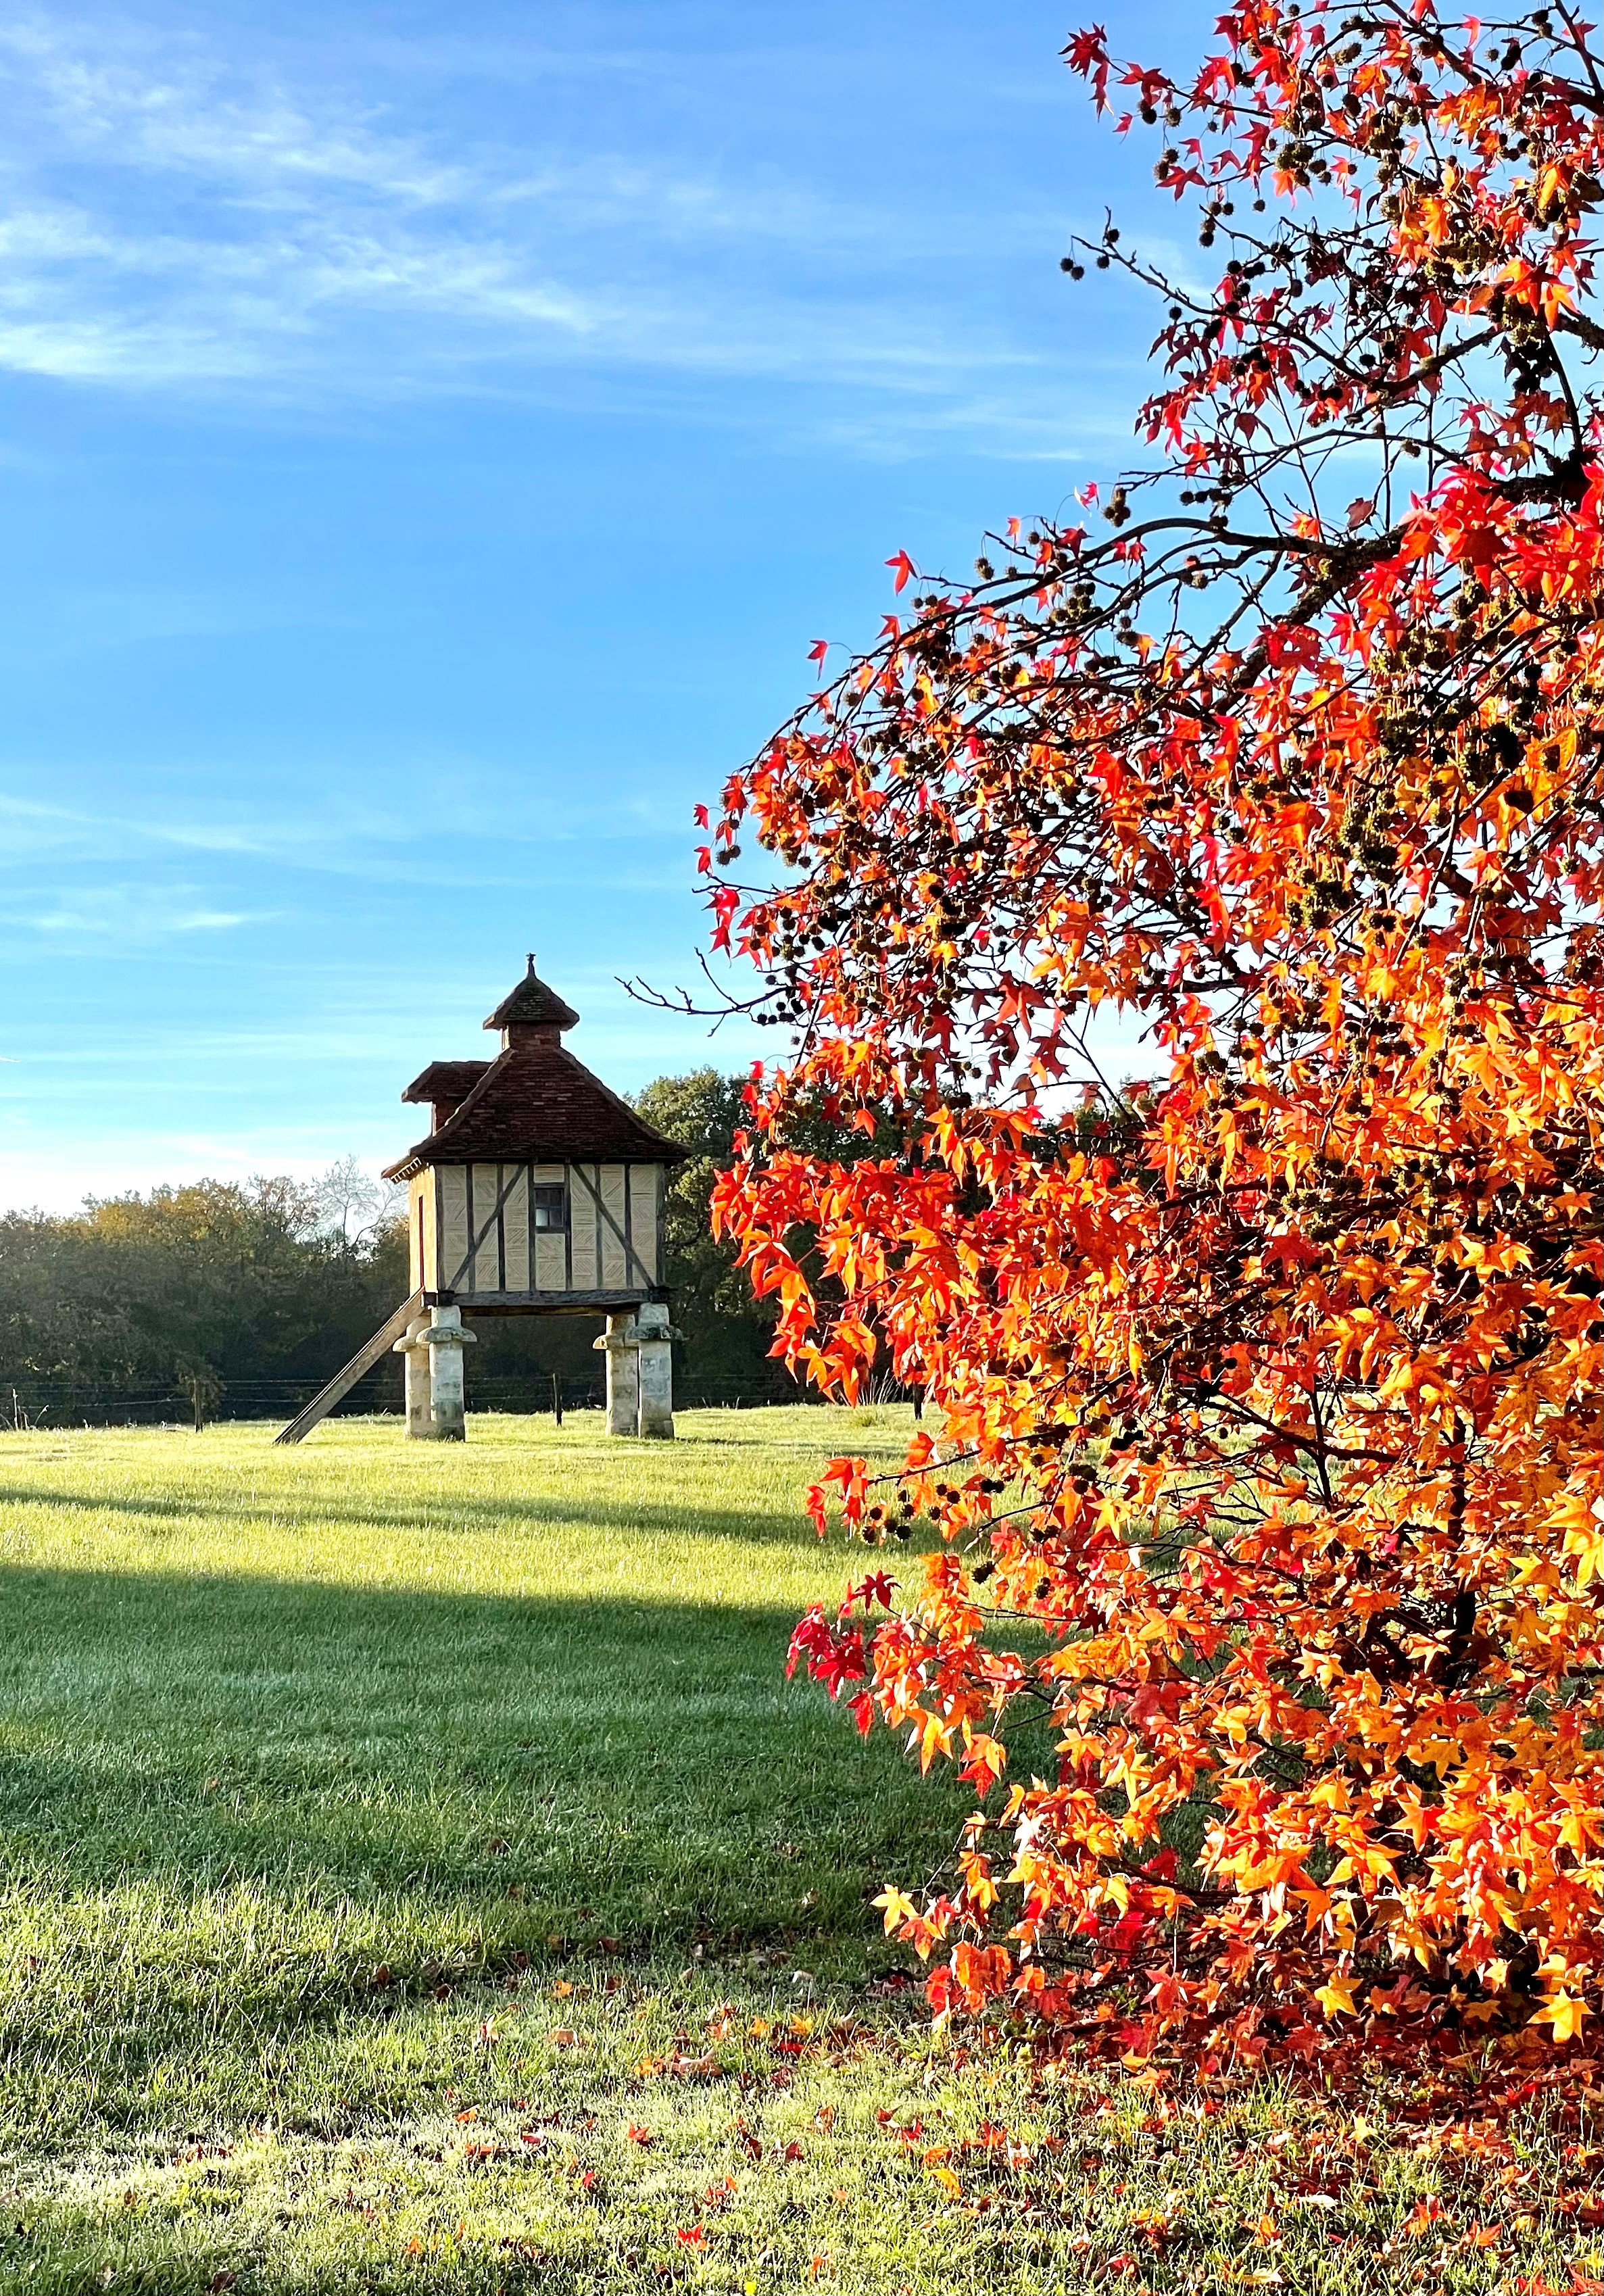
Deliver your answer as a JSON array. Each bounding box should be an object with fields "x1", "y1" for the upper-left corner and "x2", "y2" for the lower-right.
[{"x1": 0, "y1": 1369, "x2": 921, "y2": 1431}]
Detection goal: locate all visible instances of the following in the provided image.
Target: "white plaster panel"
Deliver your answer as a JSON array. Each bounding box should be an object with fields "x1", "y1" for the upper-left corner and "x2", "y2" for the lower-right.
[
  {"x1": 438, "y1": 1165, "x2": 469, "y2": 1289},
  {"x1": 408, "y1": 1175, "x2": 427, "y2": 1292},
  {"x1": 629, "y1": 1165, "x2": 658, "y2": 1286},
  {"x1": 568, "y1": 1163, "x2": 600, "y2": 1289},
  {"x1": 501, "y1": 1164, "x2": 531, "y2": 1294},
  {"x1": 470, "y1": 1164, "x2": 502, "y2": 1290},
  {"x1": 600, "y1": 1164, "x2": 628, "y2": 1289}
]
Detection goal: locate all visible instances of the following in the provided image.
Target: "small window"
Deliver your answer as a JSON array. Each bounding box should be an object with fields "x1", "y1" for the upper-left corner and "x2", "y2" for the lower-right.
[{"x1": 531, "y1": 1182, "x2": 568, "y2": 1232}]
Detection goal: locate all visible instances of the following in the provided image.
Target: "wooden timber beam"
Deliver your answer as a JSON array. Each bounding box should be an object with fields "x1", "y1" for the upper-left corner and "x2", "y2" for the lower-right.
[
  {"x1": 274, "y1": 1290, "x2": 424, "y2": 1446},
  {"x1": 431, "y1": 1287, "x2": 652, "y2": 1314}
]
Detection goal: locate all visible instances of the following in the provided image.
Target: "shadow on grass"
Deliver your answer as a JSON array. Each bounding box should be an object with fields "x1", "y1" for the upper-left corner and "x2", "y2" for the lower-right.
[
  {"x1": 0, "y1": 1484, "x2": 833, "y2": 1550},
  {"x1": 0, "y1": 1560, "x2": 978, "y2": 2152},
  {"x1": 0, "y1": 1563, "x2": 970, "y2": 1940}
]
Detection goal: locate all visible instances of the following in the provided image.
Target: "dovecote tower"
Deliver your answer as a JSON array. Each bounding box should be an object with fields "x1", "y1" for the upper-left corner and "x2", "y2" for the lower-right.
[{"x1": 276, "y1": 960, "x2": 687, "y2": 1444}]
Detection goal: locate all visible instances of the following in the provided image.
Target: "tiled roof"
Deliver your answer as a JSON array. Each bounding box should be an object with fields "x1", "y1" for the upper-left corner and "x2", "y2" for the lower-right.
[
  {"x1": 401, "y1": 1059, "x2": 492, "y2": 1106},
  {"x1": 383, "y1": 1039, "x2": 687, "y2": 1179},
  {"x1": 484, "y1": 962, "x2": 580, "y2": 1033}
]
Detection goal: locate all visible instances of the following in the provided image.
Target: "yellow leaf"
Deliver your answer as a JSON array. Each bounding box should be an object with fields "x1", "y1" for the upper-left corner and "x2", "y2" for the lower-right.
[
  {"x1": 1313, "y1": 1976, "x2": 1358, "y2": 2019},
  {"x1": 872, "y1": 1886, "x2": 917, "y2": 1935},
  {"x1": 1534, "y1": 1991, "x2": 1588, "y2": 2043}
]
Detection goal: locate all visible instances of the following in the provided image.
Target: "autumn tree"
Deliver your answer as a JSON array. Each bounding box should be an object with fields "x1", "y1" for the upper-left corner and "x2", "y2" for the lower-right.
[
  {"x1": 624, "y1": 1067, "x2": 919, "y2": 1396},
  {"x1": 702, "y1": 0, "x2": 1604, "y2": 2069},
  {"x1": 629, "y1": 1070, "x2": 785, "y2": 1391}
]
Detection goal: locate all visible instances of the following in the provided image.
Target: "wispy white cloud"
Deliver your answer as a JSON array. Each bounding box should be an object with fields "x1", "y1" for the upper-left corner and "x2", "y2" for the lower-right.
[
  {"x1": 0, "y1": 772, "x2": 747, "y2": 879},
  {"x1": 0, "y1": 881, "x2": 272, "y2": 940},
  {"x1": 0, "y1": 7, "x2": 1122, "y2": 447}
]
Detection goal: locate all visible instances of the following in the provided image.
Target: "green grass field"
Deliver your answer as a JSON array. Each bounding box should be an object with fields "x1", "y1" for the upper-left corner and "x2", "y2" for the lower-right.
[{"x1": 0, "y1": 1408, "x2": 1594, "y2": 2294}]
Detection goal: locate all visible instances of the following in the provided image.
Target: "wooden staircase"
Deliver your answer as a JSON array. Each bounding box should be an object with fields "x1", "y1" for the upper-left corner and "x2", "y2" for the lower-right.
[{"x1": 274, "y1": 1290, "x2": 424, "y2": 1445}]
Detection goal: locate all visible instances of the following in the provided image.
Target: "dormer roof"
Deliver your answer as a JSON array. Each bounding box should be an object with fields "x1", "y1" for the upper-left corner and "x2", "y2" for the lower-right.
[{"x1": 401, "y1": 1059, "x2": 493, "y2": 1107}]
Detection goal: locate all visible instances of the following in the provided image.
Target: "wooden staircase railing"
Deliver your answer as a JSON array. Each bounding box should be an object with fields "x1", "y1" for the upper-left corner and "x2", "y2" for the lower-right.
[{"x1": 274, "y1": 1290, "x2": 424, "y2": 1445}]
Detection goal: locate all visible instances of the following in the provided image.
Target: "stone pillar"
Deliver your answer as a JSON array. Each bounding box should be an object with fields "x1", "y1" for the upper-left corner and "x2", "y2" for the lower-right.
[
  {"x1": 392, "y1": 1314, "x2": 433, "y2": 1439},
  {"x1": 425, "y1": 1304, "x2": 475, "y2": 1441},
  {"x1": 593, "y1": 1312, "x2": 639, "y2": 1436},
  {"x1": 635, "y1": 1301, "x2": 677, "y2": 1440}
]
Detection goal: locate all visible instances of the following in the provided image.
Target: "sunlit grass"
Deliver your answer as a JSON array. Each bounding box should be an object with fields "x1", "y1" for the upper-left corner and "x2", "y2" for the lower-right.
[{"x1": 0, "y1": 1409, "x2": 1591, "y2": 2292}]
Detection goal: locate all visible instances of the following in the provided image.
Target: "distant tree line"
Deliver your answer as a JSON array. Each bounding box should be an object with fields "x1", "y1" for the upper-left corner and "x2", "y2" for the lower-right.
[
  {"x1": 0, "y1": 1175, "x2": 410, "y2": 1425},
  {"x1": 0, "y1": 1073, "x2": 812, "y2": 1425}
]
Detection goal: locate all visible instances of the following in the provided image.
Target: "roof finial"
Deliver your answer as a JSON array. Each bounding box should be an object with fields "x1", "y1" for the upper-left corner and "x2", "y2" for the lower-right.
[{"x1": 527, "y1": 952, "x2": 537, "y2": 975}]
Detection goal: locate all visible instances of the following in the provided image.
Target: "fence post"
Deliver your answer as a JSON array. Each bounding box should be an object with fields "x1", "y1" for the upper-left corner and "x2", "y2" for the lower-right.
[{"x1": 550, "y1": 1371, "x2": 563, "y2": 1427}]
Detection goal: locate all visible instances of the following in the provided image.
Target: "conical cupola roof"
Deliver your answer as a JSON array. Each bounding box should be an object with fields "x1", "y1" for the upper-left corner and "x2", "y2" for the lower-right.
[{"x1": 484, "y1": 956, "x2": 579, "y2": 1034}]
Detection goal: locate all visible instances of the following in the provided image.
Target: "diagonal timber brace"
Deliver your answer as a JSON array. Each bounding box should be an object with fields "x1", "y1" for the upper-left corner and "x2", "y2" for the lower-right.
[{"x1": 274, "y1": 1290, "x2": 425, "y2": 1445}]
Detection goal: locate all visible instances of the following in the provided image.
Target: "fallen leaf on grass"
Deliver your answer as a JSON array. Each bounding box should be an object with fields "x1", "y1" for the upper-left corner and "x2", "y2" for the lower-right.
[
  {"x1": 625, "y1": 2124, "x2": 655, "y2": 2147},
  {"x1": 1403, "y1": 2197, "x2": 1445, "y2": 2237}
]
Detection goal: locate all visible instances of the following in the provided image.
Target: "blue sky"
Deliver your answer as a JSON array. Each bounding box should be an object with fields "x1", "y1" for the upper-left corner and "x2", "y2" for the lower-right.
[{"x1": 0, "y1": 0, "x2": 1193, "y2": 1211}]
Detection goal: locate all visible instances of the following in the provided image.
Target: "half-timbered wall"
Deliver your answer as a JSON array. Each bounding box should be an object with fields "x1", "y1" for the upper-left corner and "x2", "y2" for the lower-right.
[{"x1": 418, "y1": 1161, "x2": 662, "y2": 1298}]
